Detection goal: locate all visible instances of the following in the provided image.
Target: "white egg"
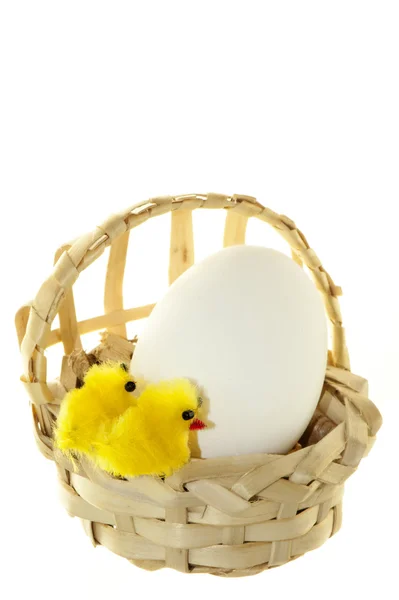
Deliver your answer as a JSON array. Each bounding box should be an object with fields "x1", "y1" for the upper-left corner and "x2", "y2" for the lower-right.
[{"x1": 131, "y1": 245, "x2": 328, "y2": 458}]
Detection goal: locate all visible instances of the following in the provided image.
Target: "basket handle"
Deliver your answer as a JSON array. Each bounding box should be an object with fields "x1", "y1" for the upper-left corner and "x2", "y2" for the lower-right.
[{"x1": 17, "y1": 193, "x2": 349, "y2": 413}]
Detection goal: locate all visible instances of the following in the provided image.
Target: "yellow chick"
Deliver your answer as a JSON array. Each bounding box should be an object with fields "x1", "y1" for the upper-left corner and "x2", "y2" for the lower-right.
[
  {"x1": 55, "y1": 362, "x2": 140, "y2": 458},
  {"x1": 55, "y1": 363, "x2": 205, "y2": 478},
  {"x1": 93, "y1": 378, "x2": 204, "y2": 477}
]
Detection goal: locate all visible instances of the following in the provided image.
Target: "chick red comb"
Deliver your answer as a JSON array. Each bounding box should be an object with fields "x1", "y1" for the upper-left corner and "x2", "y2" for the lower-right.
[{"x1": 189, "y1": 418, "x2": 206, "y2": 431}]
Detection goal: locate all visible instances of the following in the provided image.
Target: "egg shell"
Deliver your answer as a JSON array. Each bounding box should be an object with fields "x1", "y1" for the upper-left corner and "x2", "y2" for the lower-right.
[{"x1": 131, "y1": 245, "x2": 328, "y2": 458}]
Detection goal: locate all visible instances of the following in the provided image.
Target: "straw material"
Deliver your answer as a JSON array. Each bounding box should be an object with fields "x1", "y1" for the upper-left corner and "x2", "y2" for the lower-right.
[{"x1": 15, "y1": 193, "x2": 382, "y2": 576}]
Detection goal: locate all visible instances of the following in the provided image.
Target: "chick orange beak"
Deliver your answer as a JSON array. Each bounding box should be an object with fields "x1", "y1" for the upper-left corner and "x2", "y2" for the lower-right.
[{"x1": 189, "y1": 418, "x2": 206, "y2": 431}]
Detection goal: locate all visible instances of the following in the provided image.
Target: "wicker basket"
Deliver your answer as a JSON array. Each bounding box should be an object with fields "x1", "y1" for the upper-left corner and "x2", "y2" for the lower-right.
[{"x1": 15, "y1": 193, "x2": 382, "y2": 577}]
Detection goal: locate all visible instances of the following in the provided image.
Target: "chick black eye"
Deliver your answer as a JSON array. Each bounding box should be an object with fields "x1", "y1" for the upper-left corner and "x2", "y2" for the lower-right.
[
  {"x1": 125, "y1": 381, "x2": 136, "y2": 392},
  {"x1": 182, "y1": 410, "x2": 195, "y2": 421}
]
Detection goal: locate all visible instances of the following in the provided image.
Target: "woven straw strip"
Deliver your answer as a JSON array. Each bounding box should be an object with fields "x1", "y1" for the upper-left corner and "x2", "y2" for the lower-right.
[
  {"x1": 15, "y1": 305, "x2": 31, "y2": 347},
  {"x1": 186, "y1": 480, "x2": 251, "y2": 515},
  {"x1": 318, "y1": 462, "x2": 356, "y2": 485},
  {"x1": 331, "y1": 503, "x2": 343, "y2": 536},
  {"x1": 169, "y1": 209, "x2": 195, "y2": 285},
  {"x1": 32, "y1": 406, "x2": 53, "y2": 460},
  {"x1": 70, "y1": 473, "x2": 166, "y2": 518},
  {"x1": 290, "y1": 423, "x2": 346, "y2": 485},
  {"x1": 53, "y1": 450, "x2": 86, "y2": 476},
  {"x1": 34, "y1": 276, "x2": 65, "y2": 324},
  {"x1": 34, "y1": 349, "x2": 47, "y2": 382},
  {"x1": 56, "y1": 462, "x2": 70, "y2": 485},
  {"x1": 93, "y1": 523, "x2": 165, "y2": 561},
  {"x1": 326, "y1": 366, "x2": 368, "y2": 395},
  {"x1": 229, "y1": 200, "x2": 264, "y2": 219},
  {"x1": 81, "y1": 519, "x2": 97, "y2": 546},
  {"x1": 187, "y1": 474, "x2": 249, "y2": 492},
  {"x1": 316, "y1": 500, "x2": 332, "y2": 524},
  {"x1": 58, "y1": 478, "x2": 115, "y2": 525},
  {"x1": 222, "y1": 526, "x2": 245, "y2": 546},
  {"x1": 97, "y1": 211, "x2": 129, "y2": 242},
  {"x1": 318, "y1": 389, "x2": 346, "y2": 425},
  {"x1": 204, "y1": 192, "x2": 231, "y2": 209},
  {"x1": 164, "y1": 507, "x2": 189, "y2": 572},
  {"x1": 53, "y1": 249, "x2": 80, "y2": 288},
  {"x1": 232, "y1": 447, "x2": 311, "y2": 500},
  {"x1": 114, "y1": 515, "x2": 136, "y2": 532},
  {"x1": 81, "y1": 460, "x2": 202, "y2": 509},
  {"x1": 53, "y1": 246, "x2": 82, "y2": 356},
  {"x1": 269, "y1": 503, "x2": 298, "y2": 566},
  {"x1": 223, "y1": 210, "x2": 248, "y2": 247},
  {"x1": 46, "y1": 303, "x2": 155, "y2": 348},
  {"x1": 58, "y1": 287, "x2": 81, "y2": 354},
  {"x1": 341, "y1": 399, "x2": 369, "y2": 467},
  {"x1": 22, "y1": 380, "x2": 54, "y2": 407},
  {"x1": 256, "y1": 479, "x2": 316, "y2": 504},
  {"x1": 66, "y1": 229, "x2": 105, "y2": 270},
  {"x1": 166, "y1": 454, "x2": 272, "y2": 492},
  {"x1": 21, "y1": 307, "x2": 51, "y2": 355},
  {"x1": 246, "y1": 506, "x2": 318, "y2": 542},
  {"x1": 198, "y1": 503, "x2": 280, "y2": 527},
  {"x1": 326, "y1": 381, "x2": 382, "y2": 436},
  {"x1": 104, "y1": 230, "x2": 130, "y2": 337}
]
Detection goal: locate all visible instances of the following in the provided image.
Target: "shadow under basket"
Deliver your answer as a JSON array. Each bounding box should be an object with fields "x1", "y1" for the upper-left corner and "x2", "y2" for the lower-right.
[{"x1": 15, "y1": 193, "x2": 382, "y2": 577}]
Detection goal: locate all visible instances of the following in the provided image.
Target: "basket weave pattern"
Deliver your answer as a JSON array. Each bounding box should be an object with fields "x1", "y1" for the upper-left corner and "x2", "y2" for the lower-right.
[{"x1": 16, "y1": 193, "x2": 382, "y2": 576}]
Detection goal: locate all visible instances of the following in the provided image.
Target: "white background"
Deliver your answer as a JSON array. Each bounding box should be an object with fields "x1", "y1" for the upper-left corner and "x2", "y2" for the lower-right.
[{"x1": 0, "y1": 2, "x2": 398, "y2": 599}]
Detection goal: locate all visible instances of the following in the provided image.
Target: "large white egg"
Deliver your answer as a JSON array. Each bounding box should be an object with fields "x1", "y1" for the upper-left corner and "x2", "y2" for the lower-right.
[{"x1": 131, "y1": 245, "x2": 328, "y2": 458}]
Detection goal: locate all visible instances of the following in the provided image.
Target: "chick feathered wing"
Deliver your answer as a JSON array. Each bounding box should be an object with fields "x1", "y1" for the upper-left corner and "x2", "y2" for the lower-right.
[{"x1": 54, "y1": 363, "x2": 139, "y2": 457}]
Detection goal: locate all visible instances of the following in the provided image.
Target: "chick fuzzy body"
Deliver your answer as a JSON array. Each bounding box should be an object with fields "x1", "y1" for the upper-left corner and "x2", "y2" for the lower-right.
[
  {"x1": 55, "y1": 362, "x2": 139, "y2": 458},
  {"x1": 92, "y1": 379, "x2": 200, "y2": 477}
]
